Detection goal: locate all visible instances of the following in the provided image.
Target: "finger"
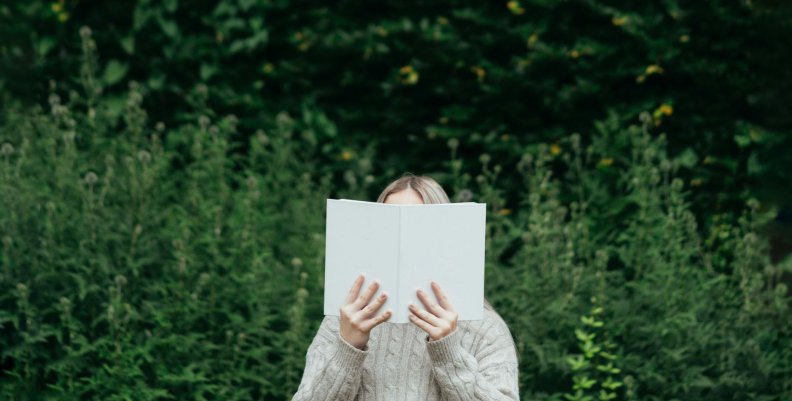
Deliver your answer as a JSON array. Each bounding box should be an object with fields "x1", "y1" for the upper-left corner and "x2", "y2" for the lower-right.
[
  {"x1": 431, "y1": 281, "x2": 456, "y2": 312},
  {"x1": 351, "y1": 279, "x2": 380, "y2": 310},
  {"x1": 409, "y1": 303, "x2": 444, "y2": 327},
  {"x1": 416, "y1": 288, "x2": 446, "y2": 317},
  {"x1": 343, "y1": 274, "x2": 365, "y2": 305},
  {"x1": 361, "y1": 310, "x2": 392, "y2": 332},
  {"x1": 408, "y1": 311, "x2": 437, "y2": 336},
  {"x1": 355, "y1": 291, "x2": 388, "y2": 319}
]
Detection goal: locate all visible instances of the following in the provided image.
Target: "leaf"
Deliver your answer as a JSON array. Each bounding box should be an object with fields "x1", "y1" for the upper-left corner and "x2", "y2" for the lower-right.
[
  {"x1": 674, "y1": 147, "x2": 698, "y2": 168},
  {"x1": 158, "y1": 17, "x2": 180, "y2": 39},
  {"x1": 200, "y1": 64, "x2": 217, "y2": 81},
  {"x1": 36, "y1": 36, "x2": 57, "y2": 58},
  {"x1": 120, "y1": 36, "x2": 135, "y2": 55},
  {"x1": 102, "y1": 60, "x2": 129, "y2": 86}
]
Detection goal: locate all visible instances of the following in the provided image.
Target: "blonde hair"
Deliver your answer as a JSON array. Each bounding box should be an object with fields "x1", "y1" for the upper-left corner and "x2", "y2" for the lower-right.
[{"x1": 376, "y1": 172, "x2": 495, "y2": 312}]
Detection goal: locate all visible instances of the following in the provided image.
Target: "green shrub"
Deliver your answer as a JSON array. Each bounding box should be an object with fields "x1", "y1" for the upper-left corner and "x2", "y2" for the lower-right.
[{"x1": 1, "y1": 27, "x2": 790, "y2": 401}]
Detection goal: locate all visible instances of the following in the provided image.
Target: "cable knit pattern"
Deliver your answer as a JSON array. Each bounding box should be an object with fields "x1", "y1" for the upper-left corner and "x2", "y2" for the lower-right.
[{"x1": 291, "y1": 307, "x2": 520, "y2": 401}]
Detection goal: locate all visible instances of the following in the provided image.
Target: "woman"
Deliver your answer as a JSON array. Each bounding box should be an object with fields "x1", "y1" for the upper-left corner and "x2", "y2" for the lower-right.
[{"x1": 292, "y1": 173, "x2": 520, "y2": 400}]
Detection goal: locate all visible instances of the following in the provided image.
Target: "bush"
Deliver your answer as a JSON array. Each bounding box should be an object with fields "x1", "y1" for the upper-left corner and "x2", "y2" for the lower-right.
[{"x1": 1, "y1": 26, "x2": 790, "y2": 401}]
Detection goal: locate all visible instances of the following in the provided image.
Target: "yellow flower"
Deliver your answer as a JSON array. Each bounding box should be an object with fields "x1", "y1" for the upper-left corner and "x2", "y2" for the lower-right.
[
  {"x1": 501, "y1": 134, "x2": 510, "y2": 141},
  {"x1": 527, "y1": 33, "x2": 539, "y2": 48},
  {"x1": 612, "y1": 16, "x2": 629, "y2": 26},
  {"x1": 498, "y1": 208, "x2": 512, "y2": 216},
  {"x1": 550, "y1": 143, "x2": 561, "y2": 155},
  {"x1": 471, "y1": 66, "x2": 486, "y2": 82},
  {"x1": 298, "y1": 41, "x2": 310, "y2": 51},
  {"x1": 507, "y1": 1, "x2": 525, "y2": 15},
  {"x1": 679, "y1": 34, "x2": 690, "y2": 43},
  {"x1": 261, "y1": 62, "x2": 274, "y2": 74},
  {"x1": 341, "y1": 150, "x2": 353, "y2": 161},
  {"x1": 437, "y1": 16, "x2": 449, "y2": 25},
  {"x1": 691, "y1": 178, "x2": 703, "y2": 186},
  {"x1": 568, "y1": 49, "x2": 580, "y2": 58},
  {"x1": 51, "y1": 2, "x2": 63, "y2": 12},
  {"x1": 375, "y1": 26, "x2": 388, "y2": 37},
  {"x1": 399, "y1": 65, "x2": 419, "y2": 85},
  {"x1": 636, "y1": 75, "x2": 646, "y2": 83},
  {"x1": 645, "y1": 64, "x2": 664, "y2": 75},
  {"x1": 653, "y1": 104, "x2": 673, "y2": 120},
  {"x1": 57, "y1": 12, "x2": 69, "y2": 22},
  {"x1": 598, "y1": 158, "x2": 614, "y2": 167}
]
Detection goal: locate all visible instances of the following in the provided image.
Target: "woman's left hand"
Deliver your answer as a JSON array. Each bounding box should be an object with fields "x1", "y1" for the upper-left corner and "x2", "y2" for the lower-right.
[{"x1": 408, "y1": 281, "x2": 458, "y2": 341}]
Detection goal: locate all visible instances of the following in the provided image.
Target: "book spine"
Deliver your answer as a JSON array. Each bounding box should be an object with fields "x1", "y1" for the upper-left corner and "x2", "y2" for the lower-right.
[{"x1": 396, "y1": 205, "x2": 404, "y2": 323}]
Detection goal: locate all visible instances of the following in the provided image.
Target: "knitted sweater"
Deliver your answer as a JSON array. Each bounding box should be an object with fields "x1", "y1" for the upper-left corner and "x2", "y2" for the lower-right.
[{"x1": 291, "y1": 307, "x2": 520, "y2": 400}]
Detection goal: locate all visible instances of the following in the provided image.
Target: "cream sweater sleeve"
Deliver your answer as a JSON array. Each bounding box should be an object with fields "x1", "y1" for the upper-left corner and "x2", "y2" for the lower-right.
[
  {"x1": 425, "y1": 312, "x2": 520, "y2": 401},
  {"x1": 291, "y1": 315, "x2": 369, "y2": 401}
]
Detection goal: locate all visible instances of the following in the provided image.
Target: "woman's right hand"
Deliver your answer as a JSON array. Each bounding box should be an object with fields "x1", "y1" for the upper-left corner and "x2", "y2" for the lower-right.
[{"x1": 339, "y1": 274, "x2": 392, "y2": 350}]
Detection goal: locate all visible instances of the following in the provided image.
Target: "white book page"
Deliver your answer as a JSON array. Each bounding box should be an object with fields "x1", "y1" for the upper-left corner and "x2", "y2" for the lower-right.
[
  {"x1": 398, "y1": 203, "x2": 486, "y2": 322},
  {"x1": 323, "y1": 199, "x2": 399, "y2": 319}
]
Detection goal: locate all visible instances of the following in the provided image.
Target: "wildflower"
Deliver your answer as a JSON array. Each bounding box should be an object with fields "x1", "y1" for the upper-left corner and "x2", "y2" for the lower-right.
[
  {"x1": 471, "y1": 66, "x2": 486, "y2": 82},
  {"x1": 598, "y1": 158, "x2": 614, "y2": 167},
  {"x1": 457, "y1": 189, "x2": 473, "y2": 202},
  {"x1": 256, "y1": 129, "x2": 270, "y2": 145},
  {"x1": 57, "y1": 12, "x2": 70, "y2": 22},
  {"x1": 447, "y1": 138, "x2": 459, "y2": 150},
  {"x1": 155, "y1": 121, "x2": 166, "y2": 132},
  {"x1": 568, "y1": 49, "x2": 580, "y2": 58},
  {"x1": 137, "y1": 150, "x2": 151, "y2": 165},
  {"x1": 527, "y1": 33, "x2": 539, "y2": 48},
  {"x1": 1, "y1": 142, "x2": 13, "y2": 157},
  {"x1": 198, "y1": 115, "x2": 210, "y2": 129},
  {"x1": 479, "y1": 153, "x2": 491, "y2": 164},
  {"x1": 550, "y1": 143, "x2": 561, "y2": 155},
  {"x1": 653, "y1": 104, "x2": 673, "y2": 121},
  {"x1": 291, "y1": 257, "x2": 303, "y2": 268},
  {"x1": 645, "y1": 65, "x2": 664, "y2": 75},
  {"x1": 497, "y1": 208, "x2": 512, "y2": 216},
  {"x1": 261, "y1": 62, "x2": 274, "y2": 74},
  {"x1": 79, "y1": 26, "x2": 92, "y2": 39},
  {"x1": 690, "y1": 178, "x2": 703, "y2": 186},
  {"x1": 612, "y1": 16, "x2": 628, "y2": 26},
  {"x1": 501, "y1": 134, "x2": 510, "y2": 141},
  {"x1": 437, "y1": 16, "x2": 449, "y2": 25},
  {"x1": 507, "y1": 1, "x2": 525, "y2": 15},
  {"x1": 84, "y1": 171, "x2": 98, "y2": 185},
  {"x1": 679, "y1": 34, "x2": 690, "y2": 43},
  {"x1": 341, "y1": 150, "x2": 353, "y2": 160},
  {"x1": 399, "y1": 65, "x2": 419, "y2": 85}
]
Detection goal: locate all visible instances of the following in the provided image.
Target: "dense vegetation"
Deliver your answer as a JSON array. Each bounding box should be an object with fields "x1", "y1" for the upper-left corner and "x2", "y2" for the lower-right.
[
  {"x1": 1, "y1": 27, "x2": 790, "y2": 400},
  {"x1": 2, "y1": 1, "x2": 791, "y2": 400},
  {"x1": 2, "y1": 0, "x2": 791, "y2": 221}
]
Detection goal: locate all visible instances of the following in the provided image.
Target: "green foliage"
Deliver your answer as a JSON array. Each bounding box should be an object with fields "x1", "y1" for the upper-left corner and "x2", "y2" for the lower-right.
[
  {"x1": 563, "y1": 297, "x2": 623, "y2": 401},
  {"x1": 1, "y1": 0, "x2": 791, "y2": 222},
  {"x1": 1, "y1": 19, "x2": 791, "y2": 401}
]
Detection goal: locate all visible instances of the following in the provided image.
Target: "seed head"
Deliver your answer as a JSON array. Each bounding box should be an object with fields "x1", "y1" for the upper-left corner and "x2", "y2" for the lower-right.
[
  {"x1": 84, "y1": 171, "x2": 98, "y2": 185},
  {"x1": 1, "y1": 142, "x2": 14, "y2": 157}
]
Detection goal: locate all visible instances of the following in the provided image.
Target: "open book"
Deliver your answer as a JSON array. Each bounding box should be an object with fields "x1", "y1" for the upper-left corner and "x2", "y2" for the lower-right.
[{"x1": 323, "y1": 198, "x2": 486, "y2": 324}]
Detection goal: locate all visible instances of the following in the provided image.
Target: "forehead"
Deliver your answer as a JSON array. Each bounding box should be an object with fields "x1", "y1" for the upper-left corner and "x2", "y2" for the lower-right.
[{"x1": 384, "y1": 188, "x2": 424, "y2": 204}]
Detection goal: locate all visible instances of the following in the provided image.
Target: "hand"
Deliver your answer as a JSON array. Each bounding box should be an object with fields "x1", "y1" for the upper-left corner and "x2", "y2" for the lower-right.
[
  {"x1": 339, "y1": 273, "x2": 392, "y2": 350},
  {"x1": 408, "y1": 281, "x2": 458, "y2": 341}
]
